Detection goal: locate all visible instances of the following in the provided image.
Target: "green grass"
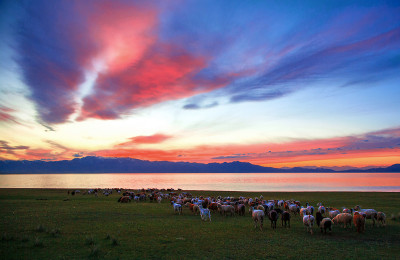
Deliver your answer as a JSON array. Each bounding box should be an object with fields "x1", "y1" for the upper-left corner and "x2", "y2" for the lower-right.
[{"x1": 0, "y1": 189, "x2": 399, "y2": 259}]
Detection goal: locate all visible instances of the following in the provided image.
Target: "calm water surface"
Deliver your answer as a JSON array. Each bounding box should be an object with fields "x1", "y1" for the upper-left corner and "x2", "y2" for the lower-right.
[{"x1": 0, "y1": 172, "x2": 399, "y2": 191}]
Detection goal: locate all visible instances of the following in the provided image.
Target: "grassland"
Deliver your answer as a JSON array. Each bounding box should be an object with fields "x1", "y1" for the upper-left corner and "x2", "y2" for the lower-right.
[{"x1": 1, "y1": 189, "x2": 399, "y2": 259}]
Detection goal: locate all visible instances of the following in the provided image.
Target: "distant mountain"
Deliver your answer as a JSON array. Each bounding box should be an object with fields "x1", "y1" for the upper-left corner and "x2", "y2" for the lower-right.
[
  {"x1": 0, "y1": 156, "x2": 398, "y2": 173},
  {"x1": 340, "y1": 164, "x2": 400, "y2": 173}
]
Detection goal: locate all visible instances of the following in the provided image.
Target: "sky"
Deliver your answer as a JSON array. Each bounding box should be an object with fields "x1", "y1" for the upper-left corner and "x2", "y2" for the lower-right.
[{"x1": 0, "y1": 0, "x2": 399, "y2": 169}]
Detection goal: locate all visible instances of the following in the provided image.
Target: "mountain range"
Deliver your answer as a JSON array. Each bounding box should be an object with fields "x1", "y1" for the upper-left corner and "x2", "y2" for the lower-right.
[{"x1": 0, "y1": 156, "x2": 399, "y2": 173}]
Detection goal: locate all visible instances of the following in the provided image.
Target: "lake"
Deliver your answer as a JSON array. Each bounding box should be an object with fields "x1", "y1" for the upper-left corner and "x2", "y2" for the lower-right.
[{"x1": 0, "y1": 172, "x2": 399, "y2": 191}]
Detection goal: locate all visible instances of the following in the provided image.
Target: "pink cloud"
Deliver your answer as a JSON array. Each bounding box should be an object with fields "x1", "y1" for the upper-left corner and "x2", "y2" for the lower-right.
[
  {"x1": 78, "y1": 46, "x2": 213, "y2": 120},
  {"x1": 0, "y1": 107, "x2": 20, "y2": 124},
  {"x1": 118, "y1": 134, "x2": 173, "y2": 146}
]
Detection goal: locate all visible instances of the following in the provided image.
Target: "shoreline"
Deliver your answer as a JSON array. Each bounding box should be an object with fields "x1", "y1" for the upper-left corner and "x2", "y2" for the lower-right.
[{"x1": 1, "y1": 188, "x2": 399, "y2": 193}]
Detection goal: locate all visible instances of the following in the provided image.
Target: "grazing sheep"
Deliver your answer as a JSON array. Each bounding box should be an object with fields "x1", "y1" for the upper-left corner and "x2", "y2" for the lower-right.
[
  {"x1": 377, "y1": 212, "x2": 386, "y2": 227},
  {"x1": 300, "y1": 207, "x2": 308, "y2": 218},
  {"x1": 281, "y1": 211, "x2": 291, "y2": 228},
  {"x1": 315, "y1": 212, "x2": 323, "y2": 227},
  {"x1": 250, "y1": 207, "x2": 265, "y2": 231},
  {"x1": 318, "y1": 206, "x2": 326, "y2": 215},
  {"x1": 320, "y1": 218, "x2": 332, "y2": 234},
  {"x1": 118, "y1": 196, "x2": 131, "y2": 203},
  {"x1": 257, "y1": 205, "x2": 265, "y2": 212},
  {"x1": 289, "y1": 204, "x2": 299, "y2": 216},
  {"x1": 268, "y1": 210, "x2": 279, "y2": 229},
  {"x1": 303, "y1": 215, "x2": 315, "y2": 234},
  {"x1": 173, "y1": 203, "x2": 182, "y2": 215},
  {"x1": 284, "y1": 202, "x2": 289, "y2": 210},
  {"x1": 199, "y1": 205, "x2": 211, "y2": 222},
  {"x1": 332, "y1": 213, "x2": 353, "y2": 228},
  {"x1": 235, "y1": 204, "x2": 245, "y2": 216},
  {"x1": 354, "y1": 205, "x2": 378, "y2": 226},
  {"x1": 208, "y1": 202, "x2": 219, "y2": 212},
  {"x1": 328, "y1": 209, "x2": 341, "y2": 219},
  {"x1": 219, "y1": 204, "x2": 235, "y2": 216},
  {"x1": 265, "y1": 202, "x2": 274, "y2": 212},
  {"x1": 353, "y1": 212, "x2": 365, "y2": 233},
  {"x1": 342, "y1": 208, "x2": 351, "y2": 214},
  {"x1": 306, "y1": 206, "x2": 314, "y2": 216},
  {"x1": 193, "y1": 204, "x2": 200, "y2": 215}
]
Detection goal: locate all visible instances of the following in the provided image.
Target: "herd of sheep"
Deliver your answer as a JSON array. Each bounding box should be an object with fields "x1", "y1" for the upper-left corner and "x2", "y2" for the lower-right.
[
  {"x1": 81, "y1": 188, "x2": 390, "y2": 234},
  {"x1": 167, "y1": 192, "x2": 387, "y2": 234}
]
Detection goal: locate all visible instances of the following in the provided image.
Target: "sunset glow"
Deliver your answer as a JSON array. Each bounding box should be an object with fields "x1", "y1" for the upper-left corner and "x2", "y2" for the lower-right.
[{"x1": 0, "y1": 0, "x2": 399, "y2": 169}]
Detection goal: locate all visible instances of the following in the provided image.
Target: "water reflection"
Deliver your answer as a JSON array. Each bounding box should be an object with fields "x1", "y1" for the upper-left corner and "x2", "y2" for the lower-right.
[{"x1": 0, "y1": 173, "x2": 399, "y2": 191}]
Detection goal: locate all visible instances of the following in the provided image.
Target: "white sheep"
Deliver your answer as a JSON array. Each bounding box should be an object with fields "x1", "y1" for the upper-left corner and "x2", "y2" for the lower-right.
[
  {"x1": 250, "y1": 207, "x2": 265, "y2": 231},
  {"x1": 303, "y1": 215, "x2": 315, "y2": 234},
  {"x1": 328, "y1": 209, "x2": 341, "y2": 219},
  {"x1": 173, "y1": 203, "x2": 182, "y2": 215},
  {"x1": 289, "y1": 204, "x2": 299, "y2": 216},
  {"x1": 354, "y1": 205, "x2": 378, "y2": 226},
  {"x1": 199, "y1": 205, "x2": 211, "y2": 222}
]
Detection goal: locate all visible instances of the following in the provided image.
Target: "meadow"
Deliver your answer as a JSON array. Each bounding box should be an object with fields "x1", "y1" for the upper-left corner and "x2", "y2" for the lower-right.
[{"x1": 0, "y1": 189, "x2": 399, "y2": 259}]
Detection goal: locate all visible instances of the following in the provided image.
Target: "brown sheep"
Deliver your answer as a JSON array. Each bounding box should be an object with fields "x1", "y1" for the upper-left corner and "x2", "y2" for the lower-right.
[
  {"x1": 353, "y1": 212, "x2": 365, "y2": 233},
  {"x1": 118, "y1": 196, "x2": 131, "y2": 203},
  {"x1": 332, "y1": 213, "x2": 353, "y2": 228}
]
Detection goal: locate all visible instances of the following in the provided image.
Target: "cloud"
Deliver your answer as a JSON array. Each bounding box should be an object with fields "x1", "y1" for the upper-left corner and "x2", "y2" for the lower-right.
[
  {"x1": 14, "y1": 1, "x2": 97, "y2": 124},
  {"x1": 0, "y1": 106, "x2": 20, "y2": 125},
  {"x1": 117, "y1": 134, "x2": 172, "y2": 146},
  {"x1": 0, "y1": 140, "x2": 29, "y2": 152},
  {"x1": 90, "y1": 127, "x2": 399, "y2": 165},
  {"x1": 10, "y1": 1, "x2": 400, "y2": 124},
  {"x1": 211, "y1": 155, "x2": 250, "y2": 160},
  {"x1": 183, "y1": 101, "x2": 218, "y2": 110},
  {"x1": 39, "y1": 123, "x2": 55, "y2": 132},
  {"x1": 78, "y1": 46, "x2": 211, "y2": 120}
]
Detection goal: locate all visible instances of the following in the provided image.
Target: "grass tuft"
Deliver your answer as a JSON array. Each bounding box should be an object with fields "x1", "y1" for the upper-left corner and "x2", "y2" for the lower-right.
[
  {"x1": 50, "y1": 228, "x2": 61, "y2": 237},
  {"x1": 1, "y1": 232, "x2": 14, "y2": 241},
  {"x1": 111, "y1": 237, "x2": 119, "y2": 246},
  {"x1": 20, "y1": 235, "x2": 29, "y2": 242},
  {"x1": 35, "y1": 224, "x2": 46, "y2": 233},
  {"x1": 33, "y1": 237, "x2": 44, "y2": 247},
  {"x1": 105, "y1": 234, "x2": 111, "y2": 240},
  {"x1": 85, "y1": 235, "x2": 96, "y2": 246},
  {"x1": 89, "y1": 245, "x2": 100, "y2": 257}
]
